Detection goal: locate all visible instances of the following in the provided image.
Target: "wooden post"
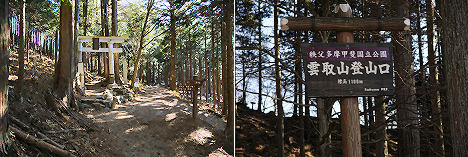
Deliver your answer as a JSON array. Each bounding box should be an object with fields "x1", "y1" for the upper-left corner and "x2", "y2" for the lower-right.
[
  {"x1": 280, "y1": 17, "x2": 410, "y2": 31},
  {"x1": 191, "y1": 75, "x2": 201, "y2": 119},
  {"x1": 107, "y1": 41, "x2": 115, "y2": 85},
  {"x1": 336, "y1": 4, "x2": 362, "y2": 157},
  {"x1": 123, "y1": 59, "x2": 128, "y2": 84}
]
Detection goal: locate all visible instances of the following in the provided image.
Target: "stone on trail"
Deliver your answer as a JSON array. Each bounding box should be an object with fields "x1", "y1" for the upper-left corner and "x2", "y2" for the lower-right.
[
  {"x1": 91, "y1": 103, "x2": 104, "y2": 111},
  {"x1": 102, "y1": 100, "x2": 115, "y2": 108},
  {"x1": 104, "y1": 89, "x2": 114, "y2": 100}
]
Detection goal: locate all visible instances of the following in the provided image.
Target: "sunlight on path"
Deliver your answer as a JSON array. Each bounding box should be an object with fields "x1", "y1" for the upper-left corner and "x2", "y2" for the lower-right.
[{"x1": 86, "y1": 85, "x2": 232, "y2": 156}]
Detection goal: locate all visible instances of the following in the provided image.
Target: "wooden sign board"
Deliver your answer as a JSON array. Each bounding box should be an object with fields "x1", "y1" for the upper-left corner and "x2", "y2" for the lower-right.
[
  {"x1": 92, "y1": 37, "x2": 100, "y2": 50},
  {"x1": 302, "y1": 43, "x2": 394, "y2": 97}
]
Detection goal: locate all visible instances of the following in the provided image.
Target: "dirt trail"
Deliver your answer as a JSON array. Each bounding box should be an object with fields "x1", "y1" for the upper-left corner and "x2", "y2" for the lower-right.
[{"x1": 85, "y1": 86, "x2": 232, "y2": 157}]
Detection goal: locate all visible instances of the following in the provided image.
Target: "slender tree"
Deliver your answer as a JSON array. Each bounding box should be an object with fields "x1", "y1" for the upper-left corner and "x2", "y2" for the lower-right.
[
  {"x1": 257, "y1": 0, "x2": 263, "y2": 111},
  {"x1": 0, "y1": 0, "x2": 9, "y2": 153},
  {"x1": 111, "y1": 0, "x2": 121, "y2": 84},
  {"x1": 101, "y1": 0, "x2": 109, "y2": 79},
  {"x1": 169, "y1": 0, "x2": 176, "y2": 90},
  {"x1": 224, "y1": 0, "x2": 235, "y2": 141},
  {"x1": 273, "y1": 0, "x2": 284, "y2": 155},
  {"x1": 131, "y1": 0, "x2": 154, "y2": 89},
  {"x1": 425, "y1": 0, "x2": 445, "y2": 155},
  {"x1": 392, "y1": 0, "x2": 420, "y2": 156},
  {"x1": 16, "y1": 0, "x2": 25, "y2": 101},
  {"x1": 375, "y1": 96, "x2": 388, "y2": 157}
]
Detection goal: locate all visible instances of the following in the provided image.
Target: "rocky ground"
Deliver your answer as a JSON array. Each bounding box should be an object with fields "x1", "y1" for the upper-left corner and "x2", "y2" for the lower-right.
[{"x1": 5, "y1": 46, "x2": 233, "y2": 156}]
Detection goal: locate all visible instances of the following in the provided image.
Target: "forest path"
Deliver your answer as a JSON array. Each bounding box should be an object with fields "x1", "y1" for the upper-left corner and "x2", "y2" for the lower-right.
[{"x1": 86, "y1": 85, "x2": 232, "y2": 157}]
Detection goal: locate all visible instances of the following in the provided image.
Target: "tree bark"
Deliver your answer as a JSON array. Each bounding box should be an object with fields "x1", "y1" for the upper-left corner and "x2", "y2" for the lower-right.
[
  {"x1": 82, "y1": 0, "x2": 88, "y2": 70},
  {"x1": 0, "y1": 0, "x2": 9, "y2": 153},
  {"x1": 216, "y1": 33, "x2": 222, "y2": 115},
  {"x1": 221, "y1": 4, "x2": 228, "y2": 116},
  {"x1": 224, "y1": 0, "x2": 234, "y2": 141},
  {"x1": 392, "y1": 0, "x2": 420, "y2": 156},
  {"x1": 274, "y1": 0, "x2": 284, "y2": 155},
  {"x1": 130, "y1": 0, "x2": 153, "y2": 88},
  {"x1": 111, "y1": 0, "x2": 121, "y2": 84},
  {"x1": 440, "y1": 0, "x2": 468, "y2": 156},
  {"x1": 257, "y1": 0, "x2": 262, "y2": 111},
  {"x1": 54, "y1": 0, "x2": 75, "y2": 106},
  {"x1": 169, "y1": 0, "x2": 176, "y2": 90},
  {"x1": 375, "y1": 96, "x2": 388, "y2": 157},
  {"x1": 426, "y1": 0, "x2": 445, "y2": 155},
  {"x1": 211, "y1": 15, "x2": 218, "y2": 111},
  {"x1": 16, "y1": 0, "x2": 25, "y2": 101},
  {"x1": 204, "y1": 32, "x2": 209, "y2": 103},
  {"x1": 101, "y1": 0, "x2": 109, "y2": 79}
]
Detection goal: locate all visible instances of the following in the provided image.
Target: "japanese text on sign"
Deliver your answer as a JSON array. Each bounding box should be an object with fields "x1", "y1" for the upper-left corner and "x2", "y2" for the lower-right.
[{"x1": 302, "y1": 43, "x2": 395, "y2": 97}]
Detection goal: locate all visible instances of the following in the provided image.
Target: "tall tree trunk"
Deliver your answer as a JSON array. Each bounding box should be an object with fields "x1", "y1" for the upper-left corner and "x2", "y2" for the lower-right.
[
  {"x1": 318, "y1": 98, "x2": 332, "y2": 157},
  {"x1": 392, "y1": 0, "x2": 420, "y2": 156},
  {"x1": 216, "y1": 35, "x2": 222, "y2": 114},
  {"x1": 274, "y1": 0, "x2": 284, "y2": 155},
  {"x1": 0, "y1": 0, "x2": 10, "y2": 153},
  {"x1": 221, "y1": 5, "x2": 228, "y2": 116},
  {"x1": 169, "y1": 0, "x2": 176, "y2": 90},
  {"x1": 55, "y1": 0, "x2": 75, "y2": 106},
  {"x1": 241, "y1": 54, "x2": 246, "y2": 104},
  {"x1": 82, "y1": 0, "x2": 88, "y2": 71},
  {"x1": 417, "y1": 3, "x2": 430, "y2": 154},
  {"x1": 211, "y1": 16, "x2": 217, "y2": 111},
  {"x1": 294, "y1": 1, "x2": 304, "y2": 154},
  {"x1": 111, "y1": 0, "x2": 121, "y2": 84},
  {"x1": 440, "y1": 0, "x2": 468, "y2": 156},
  {"x1": 188, "y1": 34, "x2": 192, "y2": 79},
  {"x1": 101, "y1": 0, "x2": 109, "y2": 79},
  {"x1": 204, "y1": 31, "x2": 209, "y2": 103},
  {"x1": 16, "y1": 0, "x2": 25, "y2": 101},
  {"x1": 375, "y1": 96, "x2": 388, "y2": 157},
  {"x1": 73, "y1": 0, "x2": 80, "y2": 110},
  {"x1": 224, "y1": 0, "x2": 234, "y2": 141},
  {"x1": 130, "y1": 0, "x2": 153, "y2": 89},
  {"x1": 257, "y1": 0, "x2": 262, "y2": 111},
  {"x1": 426, "y1": 0, "x2": 445, "y2": 155}
]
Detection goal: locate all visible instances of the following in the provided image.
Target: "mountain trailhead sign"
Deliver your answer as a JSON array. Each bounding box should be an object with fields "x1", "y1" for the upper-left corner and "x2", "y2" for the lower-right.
[
  {"x1": 280, "y1": 3, "x2": 409, "y2": 157},
  {"x1": 302, "y1": 43, "x2": 394, "y2": 97}
]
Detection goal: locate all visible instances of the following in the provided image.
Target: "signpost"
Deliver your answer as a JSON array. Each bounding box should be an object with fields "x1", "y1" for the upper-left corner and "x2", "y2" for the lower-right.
[
  {"x1": 189, "y1": 75, "x2": 203, "y2": 119},
  {"x1": 280, "y1": 3, "x2": 408, "y2": 157}
]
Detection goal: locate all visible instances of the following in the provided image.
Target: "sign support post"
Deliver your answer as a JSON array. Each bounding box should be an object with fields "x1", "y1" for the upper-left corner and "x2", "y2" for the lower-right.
[
  {"x1": 336, "y1": 4, "x2": 362, "y2": 157},
  {"x1": 107, "y1": 42, "x2": 115, "y2": 86},
  {"x1": 281, "y1": 3, "x2": 409, "y2": 156},
  {"x1": 190, "y1": 75, "x2": 203, "y2": 119}
]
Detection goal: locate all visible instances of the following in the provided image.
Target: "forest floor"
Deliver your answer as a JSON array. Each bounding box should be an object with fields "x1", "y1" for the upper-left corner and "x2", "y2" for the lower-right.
[
  {"x1": 85, "y1": 85, "x2": 233, "y2": 156},
  {"x1": 235, "y1": 103, "x2": 399, "y2": 157},
  {"x1": 235, "y1": 104, "x2": 316, "y2": 157},
  {"x1": 5, "y1": 45, "x2": 232, "y2": 156}
]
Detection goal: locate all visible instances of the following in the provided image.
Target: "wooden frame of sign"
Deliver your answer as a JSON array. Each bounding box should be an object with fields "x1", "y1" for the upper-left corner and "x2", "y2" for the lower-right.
[{"x1": 302, "y1": 43, "x2": 394, "y2": 97}]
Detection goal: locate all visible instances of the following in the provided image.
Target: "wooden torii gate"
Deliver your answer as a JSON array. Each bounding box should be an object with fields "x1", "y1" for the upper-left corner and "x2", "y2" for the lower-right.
[
  {"x1": 280, "y1": 4, "x2": 409, "y2": 157},
  {"x1": 77, "y1": 36, "x2": 128, "y2": 90}
]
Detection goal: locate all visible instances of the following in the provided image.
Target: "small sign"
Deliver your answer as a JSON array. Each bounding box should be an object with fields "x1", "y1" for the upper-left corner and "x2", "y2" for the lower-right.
[
  {"x1": 302, "y1": 43, "x2": 394, "y2": 97},
  {"x1": 92, "y1": 37, "x2": 100, "y2": 50}
]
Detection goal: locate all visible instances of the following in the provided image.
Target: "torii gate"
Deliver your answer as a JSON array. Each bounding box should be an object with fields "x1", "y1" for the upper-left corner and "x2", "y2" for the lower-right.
[{"x1": 77, "y1": 36, "x2": 128, "y2": 90}]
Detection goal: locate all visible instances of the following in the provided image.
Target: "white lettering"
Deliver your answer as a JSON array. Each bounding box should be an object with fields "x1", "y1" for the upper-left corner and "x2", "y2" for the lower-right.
[
  {"x1": 350, "y1": 61, "x2": 364, "y2": 75},
  {"x1": 307, "y1": 61, "x2": 321, "y2": 76},
  {"x1": 322, "y1": 62, "x2": 336, "y2": 76}
]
